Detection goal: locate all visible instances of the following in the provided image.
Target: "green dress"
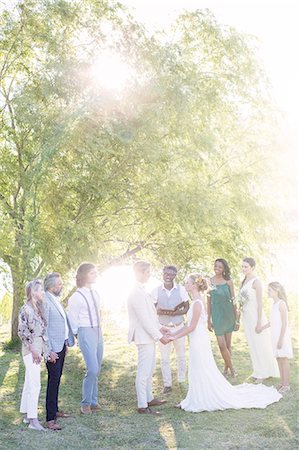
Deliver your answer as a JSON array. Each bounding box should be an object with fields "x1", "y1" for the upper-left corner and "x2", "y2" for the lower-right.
[{"x1": 210, "y1": 283, "x2": 235, "y2": 336}]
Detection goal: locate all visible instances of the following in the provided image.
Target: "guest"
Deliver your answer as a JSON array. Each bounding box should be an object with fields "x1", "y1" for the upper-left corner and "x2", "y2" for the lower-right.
[
  {"x1": 240, "y1": 258, "x2": 279, "y2": 381},
  {"x1": 127, "y1": 260, "x2": 169, "y2": 415},
  {"x1": 207, "y1": 259, "x2": 238, "y2": 377},
  {"x1": 44, "y1": 272, "x2": 74, "y2": 430},
  {"x1": 67, "y1": 263, "x2": 103, "y2": 415},
  {"x1": 261, "y1": 282, "x2": 293, "y2": 394},
  {"x1": 169, "y1": 273, "x2": 281, "y2": 412},
  {"x1": 18, "y1": 279, "x2": 49, "y2": 431},
  {"x1": 151, "y1": 265, "x2": 189, "y2": 393}
]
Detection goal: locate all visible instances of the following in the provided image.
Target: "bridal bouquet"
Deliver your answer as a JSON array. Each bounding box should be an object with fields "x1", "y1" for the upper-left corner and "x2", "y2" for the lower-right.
[{"x1": 234, "y1": 290, "x2": 250, "y2": 311}]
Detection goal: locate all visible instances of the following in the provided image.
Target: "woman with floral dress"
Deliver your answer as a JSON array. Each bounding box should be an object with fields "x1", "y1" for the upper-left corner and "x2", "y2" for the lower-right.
[{"x1": 18, "y1": 279, "x2": 49, "y2": 431}]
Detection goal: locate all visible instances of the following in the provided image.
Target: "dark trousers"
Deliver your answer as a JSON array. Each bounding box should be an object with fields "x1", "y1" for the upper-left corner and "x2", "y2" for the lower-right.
[{"x1": 46, "y1": 344, "x2": 66, "y2": 421}]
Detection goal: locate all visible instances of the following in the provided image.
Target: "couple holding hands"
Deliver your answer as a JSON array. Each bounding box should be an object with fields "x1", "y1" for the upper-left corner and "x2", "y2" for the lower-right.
[{"x1": 127, "y1": 260, "x2": 282, "y2": 415}]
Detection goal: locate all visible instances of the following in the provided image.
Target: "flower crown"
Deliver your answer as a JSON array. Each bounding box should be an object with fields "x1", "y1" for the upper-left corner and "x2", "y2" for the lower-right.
[{"x1": 195, "y1": 276, "x2": 203, "y2": 284}]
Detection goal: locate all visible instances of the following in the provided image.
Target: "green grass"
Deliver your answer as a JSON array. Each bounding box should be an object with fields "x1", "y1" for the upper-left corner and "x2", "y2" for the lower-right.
[{"x1": 0, "y1": 298, "x2": 298, "y2": 450}]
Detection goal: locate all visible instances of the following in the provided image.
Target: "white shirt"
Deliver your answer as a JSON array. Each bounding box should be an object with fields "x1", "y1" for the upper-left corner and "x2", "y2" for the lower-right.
[
  {"x1": 67, "y1": 287, "x2": 101, "y2": 334},
  {"x1": 49, "y1": 293, "x2": 69, "y2": 340}
]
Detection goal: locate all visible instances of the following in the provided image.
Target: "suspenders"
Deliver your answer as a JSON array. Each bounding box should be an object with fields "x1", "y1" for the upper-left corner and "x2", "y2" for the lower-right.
[{"x1": 76, "y1": 289, "x2": 100, "y2": 328}]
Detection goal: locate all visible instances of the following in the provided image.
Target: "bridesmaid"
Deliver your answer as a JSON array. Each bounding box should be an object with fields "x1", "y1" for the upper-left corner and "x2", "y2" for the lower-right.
[
  {"x1": 207, "y1": 259, "x2": 238, "y2": 377},
  {"x1": 240, "y1": 257, "x2": 279, "y2": 382}
]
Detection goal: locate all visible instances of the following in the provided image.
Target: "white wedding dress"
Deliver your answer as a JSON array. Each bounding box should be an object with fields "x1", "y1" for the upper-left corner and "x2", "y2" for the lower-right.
[{"x1": 179, "y1": 299, "x2": 282, "y2": 412}]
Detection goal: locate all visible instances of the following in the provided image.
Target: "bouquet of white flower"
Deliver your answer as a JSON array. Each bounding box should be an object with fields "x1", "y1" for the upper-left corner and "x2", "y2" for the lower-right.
[{"x1": 234, "y1": 290, "x2": 250, "y2": 311}]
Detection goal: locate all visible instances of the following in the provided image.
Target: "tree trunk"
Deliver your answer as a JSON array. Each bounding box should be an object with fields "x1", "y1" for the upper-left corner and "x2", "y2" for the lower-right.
[{"x1": 10, "y1": 265, "x2": 25, "y2": 339}]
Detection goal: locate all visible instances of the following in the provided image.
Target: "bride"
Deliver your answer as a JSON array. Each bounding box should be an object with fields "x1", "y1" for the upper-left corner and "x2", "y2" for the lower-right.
[{"x1": 169, "y1": 274, "x2": 282, "y2": 412}]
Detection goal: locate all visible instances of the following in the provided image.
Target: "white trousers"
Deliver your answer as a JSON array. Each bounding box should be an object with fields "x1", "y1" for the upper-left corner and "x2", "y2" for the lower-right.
[
  {"x1": 159, "y1": 323, "x2": 186, "y2": 386},
  {"x1": 135, "y1": 343, "x2": 156, "y2": 408},
  {"x1": 20, "y1": 353, "x2": 41, "y2": 419}
]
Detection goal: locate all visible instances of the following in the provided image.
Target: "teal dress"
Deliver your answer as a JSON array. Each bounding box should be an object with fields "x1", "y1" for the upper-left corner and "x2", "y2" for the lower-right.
[{"x1": 210, "y1": 283, "x2": 235, "y2": 336}]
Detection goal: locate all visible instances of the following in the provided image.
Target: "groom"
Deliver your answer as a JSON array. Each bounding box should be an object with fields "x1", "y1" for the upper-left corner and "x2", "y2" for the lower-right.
[{"x1": 128, "y1": 260, "x2": 169, "y2": 415}]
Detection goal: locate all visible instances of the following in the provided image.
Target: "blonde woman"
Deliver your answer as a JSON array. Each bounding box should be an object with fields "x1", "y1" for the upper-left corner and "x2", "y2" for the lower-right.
[
  {"x1": 169, "y1": 274, "x2": 281, "y2": 412},
  {"x1": 18, "y1": 279, "x2": 49, "y2": 431},
  {"x1": 261, "y1": 282, "x2": 293, "y2": 394}
]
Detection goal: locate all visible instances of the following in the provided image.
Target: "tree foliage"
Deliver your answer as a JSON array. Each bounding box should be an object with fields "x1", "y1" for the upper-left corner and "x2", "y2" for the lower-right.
[{"x1": 0, "y1": 0, "x2": 280, "y2": 337}]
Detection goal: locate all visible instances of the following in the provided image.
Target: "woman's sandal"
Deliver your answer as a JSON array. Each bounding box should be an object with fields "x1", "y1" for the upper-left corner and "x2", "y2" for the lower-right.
[
  {"x1": 278, "y1": 385, "x2": 290, "y2": 394},
  {"x1": 230, "y1": 369, "x2": 238, "y2": 378}
]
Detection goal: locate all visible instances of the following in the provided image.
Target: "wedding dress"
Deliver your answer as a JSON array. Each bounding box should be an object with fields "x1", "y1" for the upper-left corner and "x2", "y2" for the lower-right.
[{"x1": 179, "y1": 299, "x2": 281, "y2": 412}]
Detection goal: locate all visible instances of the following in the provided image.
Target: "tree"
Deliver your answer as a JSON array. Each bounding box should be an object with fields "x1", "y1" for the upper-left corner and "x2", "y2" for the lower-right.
[{"x1": 0, "y1": 2, "x2": 280, "y2": 338}]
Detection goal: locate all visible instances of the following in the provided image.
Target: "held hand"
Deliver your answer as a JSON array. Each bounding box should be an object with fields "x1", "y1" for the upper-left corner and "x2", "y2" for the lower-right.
[
  {"x1": 207, "y1": 320, "x2": 213, "y2": 332},
  {"x1": 31, "y1": 350, "x2": 42, "y2": 364},
  {"x1": 255, "y1": 324, "x2": 263, "y2": 334},
  {"x1": 48, "y1": 351, "x2": 59, "y2": 363},
  {"x1": 234, "y1": 322, "x2": 240, "y2": 331},
  {"x1": 160, "y1": 326, "x2": 170, "y2": 335},
  {"x1": 160, "y1": 335, "x2": 171, "y2": 345}
]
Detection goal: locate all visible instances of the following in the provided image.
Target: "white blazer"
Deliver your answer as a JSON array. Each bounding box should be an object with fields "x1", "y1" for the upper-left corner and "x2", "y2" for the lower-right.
[{"x1": 127, "y1": 283, "x2": 163, "y2": 345}]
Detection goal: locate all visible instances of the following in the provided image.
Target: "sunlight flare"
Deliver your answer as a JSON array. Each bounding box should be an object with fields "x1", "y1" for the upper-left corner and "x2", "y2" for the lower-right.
[{"x1": 90, "y1": 51, "x2": 133, "y2": 90}]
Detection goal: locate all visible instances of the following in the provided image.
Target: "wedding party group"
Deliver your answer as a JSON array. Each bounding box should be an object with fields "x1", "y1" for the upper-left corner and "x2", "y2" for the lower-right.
[
  {"x1": 128, "y1": 258, "x2": 292, "y2": 415},
  {"x1": 17, "y1": 258, "x2": 293, "y2": 430}
]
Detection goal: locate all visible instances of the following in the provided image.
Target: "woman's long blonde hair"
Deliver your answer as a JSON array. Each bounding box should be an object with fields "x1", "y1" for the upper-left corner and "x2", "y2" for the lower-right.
[
  {"x1": 26, "y1": 279, "x2": 47, "y2": 324},
  {"x1": 268, "y1": 281, "x2": 289, "y2": 311}
]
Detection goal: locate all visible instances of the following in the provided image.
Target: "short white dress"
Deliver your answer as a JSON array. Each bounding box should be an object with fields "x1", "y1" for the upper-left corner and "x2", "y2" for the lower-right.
[{"x1": 270, "y1": 300, "x2": 293, "y2": 359}]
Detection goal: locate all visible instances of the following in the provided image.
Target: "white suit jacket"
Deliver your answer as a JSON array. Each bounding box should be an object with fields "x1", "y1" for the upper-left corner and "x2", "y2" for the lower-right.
[{"x1": 127, "y1": 282, "x2": 163, "y2": 345}]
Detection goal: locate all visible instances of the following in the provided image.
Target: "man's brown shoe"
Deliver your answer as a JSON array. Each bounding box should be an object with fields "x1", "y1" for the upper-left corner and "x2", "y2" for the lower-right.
[
  {"x1": 81, "y1": 405, "x2": 92, "y2": 415},
  {"x1": 91, "y1": 404, "x2": 100, "y2": 412},
  {"x1": 148, "y1": 399, "x2": 167, "y2": 407},
  {"x1": 137, "y1": 407, "x2": 160, "y2": 415},
  {"x1": 46, "y1": 420, "x2": 62, "y2": 431},
  {"x1": 56, "y1": 411, "x2": 71, "y2": 418}
]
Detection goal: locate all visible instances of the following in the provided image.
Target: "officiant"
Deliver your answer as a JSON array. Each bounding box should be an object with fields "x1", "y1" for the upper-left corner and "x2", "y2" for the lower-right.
[{"x1": 151, "y1": 265, "x2": 189, "y2": 393}]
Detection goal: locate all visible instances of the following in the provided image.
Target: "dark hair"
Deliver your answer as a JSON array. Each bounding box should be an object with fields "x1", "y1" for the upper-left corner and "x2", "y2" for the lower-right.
[
  {"x1": 243, "y1": 257, "x2": 256, "y2": 268},
  {"x1": 163, "y1": 265, "x2": 177, "y2": 274},
  {"x1": 214, "y1": 259, "x2": 231, "y2": 280},
  {"x1": 44, "y1": 272, "x2": 61, "y2": 291},
  {"x1": 241, "y1": 257, "x2": 256, "y2": 287},
  {"x1": 76, "y1": 263, "x2": 96, "y2": 288}
]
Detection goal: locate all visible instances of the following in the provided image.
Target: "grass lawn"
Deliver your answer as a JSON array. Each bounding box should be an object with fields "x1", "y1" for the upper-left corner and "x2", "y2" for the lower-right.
[{"x1": 0, "y1": 297, "x2": 298, "y2": 450}]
